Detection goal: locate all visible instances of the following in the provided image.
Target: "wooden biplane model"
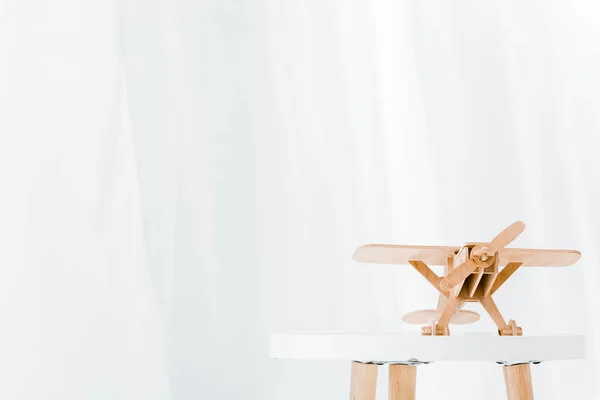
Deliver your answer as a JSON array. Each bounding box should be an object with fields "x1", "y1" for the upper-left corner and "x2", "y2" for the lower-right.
[{"x1": 353, "y1": 221, "x2": 581, "y2": 336}]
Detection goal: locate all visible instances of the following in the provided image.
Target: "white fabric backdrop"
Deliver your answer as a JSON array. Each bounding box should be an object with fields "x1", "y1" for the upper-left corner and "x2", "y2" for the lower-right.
[{"x1": 1, "y1": 0, "x2": 599, "y2": 398}]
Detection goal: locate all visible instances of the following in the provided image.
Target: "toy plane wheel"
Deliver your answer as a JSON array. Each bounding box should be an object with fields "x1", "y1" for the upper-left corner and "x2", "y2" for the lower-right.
[{"x1": 402, "y1": 309, "x2": 480, "y2": 325}]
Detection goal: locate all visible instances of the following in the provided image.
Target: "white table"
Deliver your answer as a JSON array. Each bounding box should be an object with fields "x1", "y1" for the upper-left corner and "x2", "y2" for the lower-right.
[{"x1": 270, "y1": 331, "x2": 586, "y2": 399}]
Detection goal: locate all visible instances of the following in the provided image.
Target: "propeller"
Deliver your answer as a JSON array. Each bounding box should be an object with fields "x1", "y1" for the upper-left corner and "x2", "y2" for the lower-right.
[{"x1": 439, "y1": 221, "x2": 526, "y2": 291}]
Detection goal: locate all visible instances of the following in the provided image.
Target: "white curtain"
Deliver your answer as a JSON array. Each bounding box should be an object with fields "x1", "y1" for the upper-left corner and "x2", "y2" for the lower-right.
[{"x1": 2, "y1": 0, "x2": 599, "y2": 399}]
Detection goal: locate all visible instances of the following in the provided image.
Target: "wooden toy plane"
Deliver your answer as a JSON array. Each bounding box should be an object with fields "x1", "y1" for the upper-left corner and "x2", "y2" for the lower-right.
[{"x1": 353, "y1": 221, "x2": 581, "y2": 336}]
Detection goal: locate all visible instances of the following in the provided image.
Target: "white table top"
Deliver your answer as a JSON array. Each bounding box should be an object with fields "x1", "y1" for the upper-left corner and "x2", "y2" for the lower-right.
[{"x1": 270, "y1": 331, "x2": 586, "y2": 364}]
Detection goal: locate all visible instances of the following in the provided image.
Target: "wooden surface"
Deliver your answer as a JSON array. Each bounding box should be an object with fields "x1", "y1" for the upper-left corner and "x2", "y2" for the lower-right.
[
  {"x1": 402, "y1": 309, "x2": 480, "y2": 325},
  {"x1": 487, "y1": 221, "x2": 526, "y2": 253},
  {"x1": 452, "y1": 247, "x2": 469, "y2": 296},
  {"x1": 504, "y1": 363, "x2": 534, "y2": 400},
  {"x1": 499, "y1": 248, "x2": 579, "y2": 267},
  {"x1": 354, "y1": 245, "x2": 457, "y2": 266},
  {"x1": 353, "y1": 245, "x2": 580, "y2": 267},
  {"x1": 389, "y1": 364, "x2": 416, "y2": 400},
  {"x1": 468, "y1": 265, "x2": 485, "y2": 297},
  {"x1": 436, "y1": 296, "x2": 462, "y2": 328},
  {"x1": 483, "y1": 257, "x2": 499, "y2": 297},
  {"x1": 270, "y1": 332, "x2": 585, "y2": 362},
  {"x1": 439, "y1": 258, "x2": 478, "y2": 290},
  {"x1": 350, "y1": 362, "x2": 378, "y2": 400}
]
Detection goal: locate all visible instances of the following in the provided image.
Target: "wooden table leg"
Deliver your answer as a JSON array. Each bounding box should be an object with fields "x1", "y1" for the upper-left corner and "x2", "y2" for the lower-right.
[
  {"x1": 389, "y1": 364, "x2": 416, "y2": 400},
  {"x1": 503, "y1": 363, "x2": 534, "y2": 400},
  {"x1": 349, "y1": 362, "x2": 378, "y2": 400}
]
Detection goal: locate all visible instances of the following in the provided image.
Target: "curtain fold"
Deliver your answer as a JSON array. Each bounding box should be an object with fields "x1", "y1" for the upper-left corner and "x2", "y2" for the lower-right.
[
  {"x1": 1, "y1": 0, "x2": 169, "y2": 398},
  {"x1": 122, "y1": 0, "x2": 599, "y2": 398}
]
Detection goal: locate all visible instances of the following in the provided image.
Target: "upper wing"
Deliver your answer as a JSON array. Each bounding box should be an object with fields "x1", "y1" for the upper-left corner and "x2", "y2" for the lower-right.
[
  {"x1": 353, "y1": 244, "x2": 459, "y2": 266},
  {"x1": 498, "y1": 248, "x2": 581, "y2": 267},
  {"x1": 353, "y1": 245, "x2": 581, "y2": 267}
]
